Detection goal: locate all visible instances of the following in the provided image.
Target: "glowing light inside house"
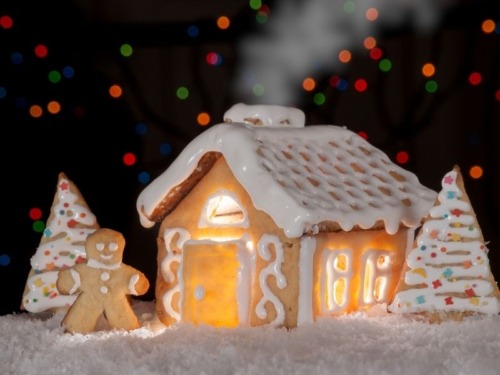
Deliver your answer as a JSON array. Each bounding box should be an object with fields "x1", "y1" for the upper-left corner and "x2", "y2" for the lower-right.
[{"x1": 206, "y1": 195, "x2": 245, "y2": 225}]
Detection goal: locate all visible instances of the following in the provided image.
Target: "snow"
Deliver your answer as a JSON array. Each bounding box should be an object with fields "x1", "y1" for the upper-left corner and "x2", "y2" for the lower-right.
[{"x1": 1, "y1": 301, "x2": 500, "y2": 375}]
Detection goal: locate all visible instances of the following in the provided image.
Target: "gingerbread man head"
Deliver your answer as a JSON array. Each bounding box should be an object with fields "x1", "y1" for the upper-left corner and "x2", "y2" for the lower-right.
[{"x1": 85, "y1": 228, "x2": 125, "y2": 266}]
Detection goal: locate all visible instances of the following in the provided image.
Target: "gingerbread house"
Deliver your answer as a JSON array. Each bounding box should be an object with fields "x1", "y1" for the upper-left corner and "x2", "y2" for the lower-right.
[{"x1": 136, "y1": 104, "x2": 437, "y2": 329}]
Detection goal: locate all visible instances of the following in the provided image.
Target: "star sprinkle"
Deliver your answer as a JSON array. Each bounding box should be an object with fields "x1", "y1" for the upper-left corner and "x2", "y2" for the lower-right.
[
  {"x1": 432, "y1": 279, "x2": 442, "y2": 289},
  {"x1": 443, "y1": 268, "x2": 453, "y2": 278},
  {"x1": 443, "y1": 175, "x2": 455, "y2": 185},
  {"x1": 445, "y1": 296, "x2": 454, "y2": 305},
  {"x1": 465, "y1": 288, "x2": 475, "y2": 297}
]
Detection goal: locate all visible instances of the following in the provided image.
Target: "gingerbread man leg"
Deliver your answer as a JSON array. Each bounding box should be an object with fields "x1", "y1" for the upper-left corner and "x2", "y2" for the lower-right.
[
  {"x1": 62, "y1": 293, "x2": 103, "y2": 334},
  {"x1": 103, "y1": 297, "x2": 140, "y2": 331}
]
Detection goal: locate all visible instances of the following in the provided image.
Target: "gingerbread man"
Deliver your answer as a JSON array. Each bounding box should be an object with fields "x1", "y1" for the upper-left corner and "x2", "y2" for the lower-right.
[{"x1": 57, "y1": 228, "x2": 149, "y2": 334}]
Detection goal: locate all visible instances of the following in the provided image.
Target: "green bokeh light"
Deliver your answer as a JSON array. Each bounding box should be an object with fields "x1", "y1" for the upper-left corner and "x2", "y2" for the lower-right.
[
  {"x1": 379, "y1": 58, "x2": 392, "y2": 72},
  {"x1": 48, "y1": 70, "x2": 61, "y2": 83},
  {"x1": 425, "y1": 80, "x2": 438, "y2": 93},
  {"x1": 120, "y1": 44, "x2": 133, "y2": 57},
  {"x1": 176, "y1": 86, "x2": 189, "y2": 100},
  {"x1": 249, "y1": 0, "x2": 262, "y2": 10},
  {"x1": 32, "y1": 220, "x2": 45, "y2": 233},
  {"x1": 313, "y1": 93, "x2": 326, "y2": 106},
  {"x1": 343, "y1": 1, "x2": 356, "y2": 14},
  {"x1": 252, "y1": 84, "x2": 265, "y2": 96}
]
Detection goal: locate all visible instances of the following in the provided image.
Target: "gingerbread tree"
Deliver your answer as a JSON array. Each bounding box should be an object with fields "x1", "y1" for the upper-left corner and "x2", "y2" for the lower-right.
[
  {"x1": 21, "y1": 172, "x2": 100, "y2": 313},
  {"x1": 388, "y1": 165, "x2": 500, "y2": 320}
]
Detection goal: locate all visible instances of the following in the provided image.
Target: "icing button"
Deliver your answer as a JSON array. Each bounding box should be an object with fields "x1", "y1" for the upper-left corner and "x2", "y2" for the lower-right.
[
  {"x1": 100, "y1": 286, "x2": 108, "y2": 294},
  {"x1": 100, "y1": 272, "x2": 110, "y2": 281}
]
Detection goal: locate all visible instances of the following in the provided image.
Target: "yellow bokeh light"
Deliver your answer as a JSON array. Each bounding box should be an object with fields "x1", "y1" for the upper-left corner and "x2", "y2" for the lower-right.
[
  {"x1": 366, "y1": 7, "x2": 379, "y2": 21},
  {"x1": 422, "y1": 63, "x2": 436, "y2": 77},
  {"x1": 482, "y1": 19, "x2": 495, "y2": 34},
  {"x1": 338, "y1": 49, "x2": 352, "y2": 63},
  {"x1": 109, "y1": 84, "x2": 122, "y2": 98},
  {"x1": 363, "y1": 36, "x2": 377, "y2": 50},
  {"x1": 302, "y1": 77, "x2": 316, "y2": 91},
  {"x1": 29, "y1": 105, "x2": 43, "y2": 118},
  {"x1": 469, "y1": 165, "x2": 483, "y2": 179},
  {"x1": 197, "y1": 112, "x2": 211, "y2": 126},
  {"x1": 217, "y1": 16, "x2": 230, "y2": 30},
  {"x1": 47, "y1": 101, "x2": 61, "y2": 114}
]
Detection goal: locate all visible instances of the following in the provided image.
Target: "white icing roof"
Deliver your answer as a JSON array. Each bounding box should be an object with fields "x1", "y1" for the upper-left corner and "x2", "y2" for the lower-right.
[{"x1": 137, "y1": 122, "x2": 437, "y2": 237}]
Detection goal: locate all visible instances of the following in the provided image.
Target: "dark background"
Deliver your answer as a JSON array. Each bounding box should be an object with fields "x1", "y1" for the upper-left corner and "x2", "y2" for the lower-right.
[{"x1": 1, "y1": 0, "x2": 500, "y2": 316}]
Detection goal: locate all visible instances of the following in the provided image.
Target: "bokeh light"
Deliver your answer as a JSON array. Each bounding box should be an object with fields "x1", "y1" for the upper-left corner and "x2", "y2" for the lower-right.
[
  {"x1": 366, "y1": 8, "x2": 379, "y2": 21},
  {"x1": 252, "y1": 84, "x2": 265, "y2": 96},
  {"x1": 302, "y1": 77, "x2": 316, "y2": 91},
  {"x1": 336, "y1": 78, "x2": 348, "y2": 91},
  {"x1": 468, "y1": 72, "x2": 482, "y2": 85},
  {"x1": 425, "y1": 80, "x2": 438, "y2": 93},
  {"x1": 0, "y1": 254, "x2": 10, "y2": 266},
  {"x1": 339, "y1": 49, "x2": 352, "y2": 63},
  {"x1": 34, "y1": 44, "x2": 48, "y2": 58},
  {"x1": 11, "y1": 52, "x2": 23, "y2": 64},
  {"x1": 176, "y1": 86, "x2": 189, "y2": 100},
  {"x1": 206, "y1": 52, "x2": 223, "y2": 66},
  {"x1": 469, "y1": 165, "x2": 483, "y2": 179},
  {"x1": 138, "y1": 171, "x2": 151, "y2": 184},
  {"x1": 109, "y1": 84, "x2": 123, "y2": 98},
  {"x1": 135, "y1": 122, "x2": 148, "y2": 135},
  {"x1": 29, "y1": 105, "x2": 43, "y2": 118},
  {"x1": 0, "y1": 87, "x2": 6, "y2": 99},
  {"x1": 313, "y1": 92, "x2": 326, "y2": 105},
  {"x1": 120, "y1": 43, "x2": 133, "y2": 57},
  {"x1": 48, "y1": 70, "x2": 61, "y2": 83},
  {"x1": 160, "y1": 143, "x2": 172, "y2": 156},
  {"x1": 249, "y1": 0, "x2": 262, "y2": 10},
  {"x1": 357, "y1": 131, "x2": 368, "y2": 140},
  {"x1": 422, "y1": 63, "x2": 435, "y2": 77},
  {"x1": 29, "y1": 207, "x2": 43, "y2": 220},
  {"x1": 354, "y1": 78, "x2": 368, "y2": 92},
  {"x1": 369, "y1": 47, "x2": 383, "y2": 60},
  {"x1": 47, "y1": 101, "x2": 61, "y2": 114},
  {"x1": 396, "y1": 150, "x2": 409, "y2": 164},
  {"x1": 123, "y1": 152, "x2": 137, "y2": 166},
  {"x1": 217, "y1": 16, "x2": 230, "y2": 30},
  {"x1": 363, "y1": 36, "x2": 376, "y2": 50},
  {"x1": 187, "y1": 25, "x2": 199, "y2": 37},
  {"x1": 495, "y1": 89, "x2": 500, "y2": 102},
  {"x1": 379, "y1": 58, "x2": 392, "y2": 72},
  {"x1": 343, "y1": 1, "x2": 356, "y2": 14},
  {"x1": 32, "y1": 220, "x2": 45, "y2": 233},
  {"x1": 482, "y1": 19, "x2": 495, "y2": 34},
  {"x1": 197, "y1": 112, "x2": 211, "y2": 126},
  {"x1": 0, "y1": 15, "x2": 13, "y2": 29},
  {"x1": 62, "y1": 66, "x2": 75, "y2": 78}
]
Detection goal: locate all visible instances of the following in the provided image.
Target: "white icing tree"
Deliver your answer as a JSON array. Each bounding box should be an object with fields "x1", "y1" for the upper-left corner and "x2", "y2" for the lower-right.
[
  {"x1": 21, "y1": 172, "x2": 100, "y2": 313},
  {"x1": 388, "y1": 165, "x2": 500, "y2": 319}
]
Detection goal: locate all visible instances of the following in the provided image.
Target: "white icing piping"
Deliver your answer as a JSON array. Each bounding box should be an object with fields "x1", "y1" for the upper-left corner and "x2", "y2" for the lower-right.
[
  {"x1": 161, "y1": 228, "x2": 190, "y2": 322},
  {"x1": 68, "y1": 269, "x2": 81, "y2": 295},
  {"x1": 129, "y1": 274, "x2": 139, "y2": 295},
  {"x1": 87, "y1": 259, "x2": 120, "y2": 270},
  {"x1": 255, "y1": 234, "x2": 287, "y2": 325},
  {"x1": 298, "y1": 236, "x2": 315, "y2": 325},
  {"x1": 322, "y1": 248, "x2": 353, "y2": 314}
]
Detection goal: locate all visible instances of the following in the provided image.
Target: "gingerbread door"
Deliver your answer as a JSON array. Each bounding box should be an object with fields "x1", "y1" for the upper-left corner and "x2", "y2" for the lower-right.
[{"x1": 181, "y1": 239, "x2": 252, "y2": 327}]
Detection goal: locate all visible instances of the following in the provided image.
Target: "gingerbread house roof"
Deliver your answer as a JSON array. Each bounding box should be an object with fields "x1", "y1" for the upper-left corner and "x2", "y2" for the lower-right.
[{"x1": 137, "y1": 115, "x2": 437, "y2": 238}]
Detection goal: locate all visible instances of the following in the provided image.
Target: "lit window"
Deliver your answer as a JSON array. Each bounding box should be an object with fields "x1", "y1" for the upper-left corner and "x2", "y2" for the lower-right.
[
  {"x1": 323, "y1": 249, "x2": 353, "y2": 313},
  {"x1": 199, "y1": 190, "x2": 248, "y2": 227},
  {"x1": 360, "y1": 250, "x2": 391, "y2": 305}
]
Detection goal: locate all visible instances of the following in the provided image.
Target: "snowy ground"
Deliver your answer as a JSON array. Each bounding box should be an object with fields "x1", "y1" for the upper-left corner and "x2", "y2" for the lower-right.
[{"x1": 1, "y1": 301, "x2": 500, "y2": 375}]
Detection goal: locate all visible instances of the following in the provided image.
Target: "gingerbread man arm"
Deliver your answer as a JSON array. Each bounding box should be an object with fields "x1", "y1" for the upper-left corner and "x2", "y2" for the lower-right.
[
  {"x1": 124, "y1": 265, "x2": 149, "y2": 296},
  {"x1": 57, "y1": 266, "x2": 82, "y2": 295}
]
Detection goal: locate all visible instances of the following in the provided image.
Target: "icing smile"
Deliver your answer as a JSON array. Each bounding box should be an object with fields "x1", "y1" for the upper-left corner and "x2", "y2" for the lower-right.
[{"x1": 100, "y1": 254, "x2": 113, "y2": 260}]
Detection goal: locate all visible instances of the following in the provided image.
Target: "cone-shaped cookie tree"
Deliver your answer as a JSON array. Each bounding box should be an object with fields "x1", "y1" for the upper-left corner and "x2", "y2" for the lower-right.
[
  {"x1": 21, "y1": 172, "x2": 100, "y2": 313},
  {"x1": 388, "y1": 165, "x2": 500, "y2": 320}
]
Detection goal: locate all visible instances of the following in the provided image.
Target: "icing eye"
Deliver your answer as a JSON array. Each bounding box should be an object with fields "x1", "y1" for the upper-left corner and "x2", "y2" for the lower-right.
[
  {"x1": 96, "y1": 243, "x2": 105, "y2": 251},
  {"x1": 108, "y1": 242, "x2": 118, "y2": 252}
]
